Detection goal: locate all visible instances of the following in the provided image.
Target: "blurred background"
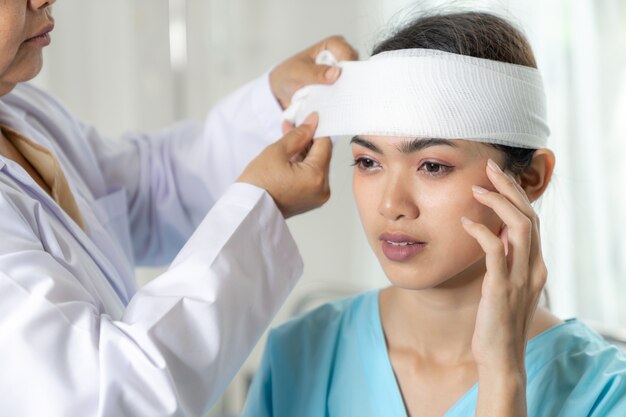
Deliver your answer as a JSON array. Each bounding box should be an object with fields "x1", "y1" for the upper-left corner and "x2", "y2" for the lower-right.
[{"x1": 33, "y1": 0, "x2": 626, "y2": 415}]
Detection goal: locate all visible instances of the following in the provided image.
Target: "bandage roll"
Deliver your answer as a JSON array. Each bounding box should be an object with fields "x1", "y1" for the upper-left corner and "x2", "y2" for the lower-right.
[{"x1": 283, "y1": 49, "x2": 550, "y2": 149}]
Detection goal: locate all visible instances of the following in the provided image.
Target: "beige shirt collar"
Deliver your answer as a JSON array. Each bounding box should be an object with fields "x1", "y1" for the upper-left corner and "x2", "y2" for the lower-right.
[{"x1": 0, "y1": 125, "x2": 85, "y2": 230}]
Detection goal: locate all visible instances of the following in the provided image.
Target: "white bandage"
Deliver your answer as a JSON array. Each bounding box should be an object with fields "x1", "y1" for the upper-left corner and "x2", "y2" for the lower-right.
[{"x1": 283, "y1": 49, "x2": 549, "y2": 148}]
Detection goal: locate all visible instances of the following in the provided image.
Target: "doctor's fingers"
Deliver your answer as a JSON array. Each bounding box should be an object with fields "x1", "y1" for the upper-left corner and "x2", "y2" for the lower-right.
[
  {"x1": 308, "y1": 36, "x2": 358, "y2": 84},
  {"x1": 293, "y1": 137, "x2": 332, "y2": 208},
  {"x1": 314, "y1": 35, "x2": 359, "y2": 62},
  {"x1": 282, "y1": 120, "x2": 295, "y2": 135},
  {"x1": 270, "y1": 37, "x2": 355, "y2": 109},
  {"x1": 303, "y1": 137, "x2": 333, "y2": 174},
  {"x1": 279, "y1": 113, "x2": 318, "y2": 158},
  {"x1": 308, "y1": 35, "x2": 359, "y2": 83}
]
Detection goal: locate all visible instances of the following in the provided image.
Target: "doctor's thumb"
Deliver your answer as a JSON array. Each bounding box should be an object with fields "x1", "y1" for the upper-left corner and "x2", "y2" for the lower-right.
[
  {"x1": 304, "y1": 137, "x2": 332, "y2": 172},
  {"x1": 280, "y1": 113, "x2": 318, "y2": 157}
]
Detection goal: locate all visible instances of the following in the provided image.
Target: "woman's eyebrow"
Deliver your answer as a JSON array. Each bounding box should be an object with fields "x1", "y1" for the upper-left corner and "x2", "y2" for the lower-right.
[
  {"x1": 397, "y1": 138, "x2": 457, "y2": 154},
  {"x1": 350, "y1": 136, "x2": 457, "y2": 154},
  {"x1": 350, "y1": 136, "x2": 382, "y2": 153}
]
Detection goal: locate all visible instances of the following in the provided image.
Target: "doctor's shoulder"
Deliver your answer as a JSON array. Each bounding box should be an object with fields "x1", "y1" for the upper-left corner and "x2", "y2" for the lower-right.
[
  {"x1": 3, "y1": 83, "x2": 78, "y2": 122},
  {"x1": 1, "y1": 83, "x2": 89, "y2": 151}
]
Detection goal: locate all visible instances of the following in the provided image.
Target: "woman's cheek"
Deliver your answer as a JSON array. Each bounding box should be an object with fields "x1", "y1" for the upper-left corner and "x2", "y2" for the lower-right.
[
  {"x1": 419, "y1": 182, "x2": 472, "y2": 217},
  {"x1": 464, "y1": 192, "x2": 503, "y2": 234},
  {"x1": 353, "y1": 175, "x2": 380, "y2": 234},
  {"x1": 426, "y1": 182, "x2": 500, "y2": 233}
]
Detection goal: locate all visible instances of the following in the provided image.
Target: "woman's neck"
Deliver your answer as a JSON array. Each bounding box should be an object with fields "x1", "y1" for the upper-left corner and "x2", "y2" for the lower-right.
[
  {"x1": 379, "y1": 259, "x2": 486, "y2": 366},
  {"x1": 379, "y1": 259, "x2": 562, "y2": 366}
]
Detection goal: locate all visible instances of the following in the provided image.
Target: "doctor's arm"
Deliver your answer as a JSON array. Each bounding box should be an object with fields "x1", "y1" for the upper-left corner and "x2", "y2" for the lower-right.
[
  {"x1": 85, "y1": 36, "x2": 357, "y2": 266},
  {"x1": 0, "y1": 177, "x2": 299, "y2": 417}
]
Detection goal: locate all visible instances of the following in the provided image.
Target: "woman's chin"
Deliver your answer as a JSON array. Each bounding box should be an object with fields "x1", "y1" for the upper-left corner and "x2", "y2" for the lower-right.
[
  {"x1": 0, "y1": 81, "x2": 16, "y2": 96},
  {"x1": 379, "y1": 257, "x2": 486, "y2": 292},
  {"x1": 3, "y1": 54, "x2": 45, "y2": 91},
  {"x1": 23, "y1": 57, "x2": 44, "y2": 81},
  {"x1": 382, "y1": 266, "x2": 451, "y2": 291}
]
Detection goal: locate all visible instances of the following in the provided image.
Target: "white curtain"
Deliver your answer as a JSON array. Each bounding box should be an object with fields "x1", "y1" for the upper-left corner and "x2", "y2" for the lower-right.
[{"x1": 516, "y1": 0, "x2": 626, "y2": 327}]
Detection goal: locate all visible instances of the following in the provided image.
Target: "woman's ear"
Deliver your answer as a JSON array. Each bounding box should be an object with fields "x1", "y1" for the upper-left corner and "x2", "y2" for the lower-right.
[{"x1": 517, "y1": 149, "x2": 555, "y2": 203}]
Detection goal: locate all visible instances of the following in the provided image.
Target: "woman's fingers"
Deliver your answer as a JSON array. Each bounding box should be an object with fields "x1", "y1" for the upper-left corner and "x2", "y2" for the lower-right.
[
  {"x1": 471, "y1": 185, "x2": 531, "y2": 276},
  {"x1": 470, "y1": 159, "x2": 547, "y2": 297},
  {"x1": 486, "y1": 159, "x2": 533, "y2": 217},
  {"x1": 461, "y1": 217, "x2": 508, "y2": 279},
  {"x1": 486, "y1": 159, "x2": 543, "y2": 258}
]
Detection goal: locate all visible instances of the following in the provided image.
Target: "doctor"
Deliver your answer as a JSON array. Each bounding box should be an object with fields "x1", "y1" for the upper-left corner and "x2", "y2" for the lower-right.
[{"x1": 0, "y1": 1, "x2": 357, "y2": 416}]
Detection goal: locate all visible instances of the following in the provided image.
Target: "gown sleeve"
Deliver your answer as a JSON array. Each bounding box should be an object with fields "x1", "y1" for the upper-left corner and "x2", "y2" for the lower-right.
[
  {"x1": 241, "y1": 332, "x2": 276, "y2": 417},
  {"x1": 587, "y1": 365, "x2": 626, "y2": 416}
]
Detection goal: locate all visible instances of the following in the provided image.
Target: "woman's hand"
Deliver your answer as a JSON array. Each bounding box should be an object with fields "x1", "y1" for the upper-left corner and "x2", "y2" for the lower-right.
[
  {"x1": 461, "y1": 158, "x2": 548, "y2": 416},
  {"x1": 269, "y1": 35, "x2": 358, "y2": 109}
]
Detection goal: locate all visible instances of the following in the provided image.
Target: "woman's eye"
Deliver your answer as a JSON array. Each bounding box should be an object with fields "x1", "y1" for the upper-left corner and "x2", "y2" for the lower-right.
[
  {"x1": 352, "y1": 158, "x2": 381, "y2": 171},
  {"x1": 419, "y1": 162, "x2": 453, "y2": 176}
]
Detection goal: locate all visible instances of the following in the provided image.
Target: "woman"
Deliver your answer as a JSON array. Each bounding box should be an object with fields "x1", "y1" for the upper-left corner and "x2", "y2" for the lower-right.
[
  {"x1": 0, "y1": 0, "x2": 358, "y2": 416},
  {"x1": 242, "y1": 11, "x2": 626, "y2": 417}
]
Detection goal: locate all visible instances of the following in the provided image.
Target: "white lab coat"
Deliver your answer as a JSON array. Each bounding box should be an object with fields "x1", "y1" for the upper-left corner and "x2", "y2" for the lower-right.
[{"x1": 0, "y1": 75, "x2": 302, "y2": 416}]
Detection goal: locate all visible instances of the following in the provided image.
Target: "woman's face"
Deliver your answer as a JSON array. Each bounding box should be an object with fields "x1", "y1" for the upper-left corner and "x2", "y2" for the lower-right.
[
  {"x1": 352, "y1": 135, "x2": 506, "y2": 290},
  {"x1": 0, "y1": 0, "x2": 55, "y2": 96}
]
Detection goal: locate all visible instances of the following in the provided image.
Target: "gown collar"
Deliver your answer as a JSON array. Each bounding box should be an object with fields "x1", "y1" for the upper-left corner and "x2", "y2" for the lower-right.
[{"x1": 362, "y1": 289, "x2": 579, "y2": 417}]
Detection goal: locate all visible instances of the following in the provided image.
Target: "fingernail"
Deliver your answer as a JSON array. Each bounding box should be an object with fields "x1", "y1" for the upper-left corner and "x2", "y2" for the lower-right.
[
  {"x1": 487, "y1": 159, "x2": 503, "y2": 173},
  {"x1": 461, "y1": 216, "x2": 474, "y2": 225},
  {"x1": 325, "y1": 66, "x2": 340, "y2": 81},
  {"x1": 472, "y1": 185, "x2": 489, "y2": 194}
]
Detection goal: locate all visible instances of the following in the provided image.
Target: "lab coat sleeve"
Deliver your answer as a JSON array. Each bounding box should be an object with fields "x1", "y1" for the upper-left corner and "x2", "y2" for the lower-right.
[
  {"x1": 84, "y1": 73, "x2": 283, "y2": 266},
  {"x1": 0, "y1": 181, "x2": 302, "y2": 417}
]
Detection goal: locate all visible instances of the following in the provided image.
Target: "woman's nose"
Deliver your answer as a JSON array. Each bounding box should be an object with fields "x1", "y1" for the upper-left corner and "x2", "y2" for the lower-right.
[{"x1": 377, "y1": 176, "x2": 419, "y2": 221}]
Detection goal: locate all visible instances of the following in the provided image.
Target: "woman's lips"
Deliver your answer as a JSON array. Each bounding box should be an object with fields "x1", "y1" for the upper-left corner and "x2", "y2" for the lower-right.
[
  {"x1": 379, "y1": 232, "x2": 427, "y2": 262},
  {"x1": 25, "y1": 24, "x2": 54, "y2": 46},
  {"x1": 24, "y1": 32, "x2": 51, "y2": 47}
]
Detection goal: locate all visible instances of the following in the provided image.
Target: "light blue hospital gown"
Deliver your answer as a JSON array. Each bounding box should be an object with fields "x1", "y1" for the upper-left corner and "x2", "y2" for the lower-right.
[{"x1": 242, "y1": 290, "x2": 626, "y2": 416}]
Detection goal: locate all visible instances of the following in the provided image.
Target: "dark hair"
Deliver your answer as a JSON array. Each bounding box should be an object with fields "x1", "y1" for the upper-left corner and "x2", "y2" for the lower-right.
[{"x1": 373, "y1": 11, "x2": 537, "y2": 174}]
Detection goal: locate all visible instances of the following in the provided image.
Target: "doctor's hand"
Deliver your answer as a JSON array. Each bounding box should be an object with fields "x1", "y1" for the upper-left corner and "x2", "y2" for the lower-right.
[
  {"x1": 237, "y1": 113, "x2": 332, "y2": 218},
  {"x1": 269, "y1": 35, "x2": 359, "y2": 109}
]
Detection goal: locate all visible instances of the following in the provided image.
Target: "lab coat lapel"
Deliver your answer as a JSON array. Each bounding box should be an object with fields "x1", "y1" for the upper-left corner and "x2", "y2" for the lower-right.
[{"x1": 0, "y1": 103, "x2": 130, "y2": 314}]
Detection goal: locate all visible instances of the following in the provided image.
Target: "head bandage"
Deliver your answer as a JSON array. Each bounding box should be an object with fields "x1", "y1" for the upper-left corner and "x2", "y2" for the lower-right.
[{"x1": 283, "y1": 49, "x2": 549, "y2": 148}]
